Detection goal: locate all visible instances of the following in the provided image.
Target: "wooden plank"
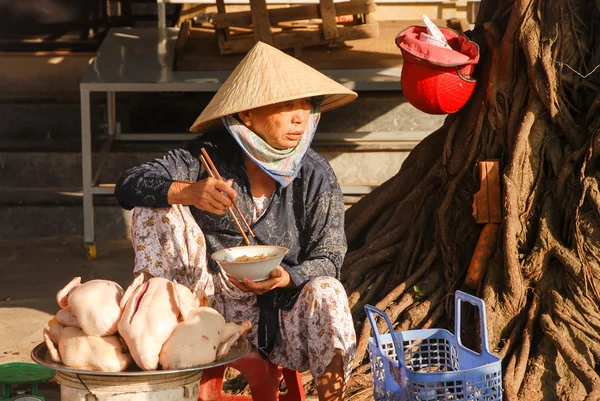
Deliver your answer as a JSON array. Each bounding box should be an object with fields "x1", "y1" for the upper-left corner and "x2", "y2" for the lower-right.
[
  {"x1": 319, "y1": 0, "x2": 339, "y2": 40},
  {"x1": 486, "y1": 160, "x2": 502, "y2": 223},
  {"x1": 219, "y1": 21, "x2": 377, "y2": 54},
  {"x1": 465, "y1": 223, "x2": 500, "y2": 289},
  {"x1": 215, "y1": 0, "x2": 230, "y2": 49},
  {"x1": 216, "y1": 0, "x2": 226, "y2": 14},
  {"x1": 472, "y1": 160, "x2": 502, "y2": 224},
  {"x1": 219, "y1": 35, "x2": 256, "y2": 54},
  {"x1": 175, "y1": 21, "x2": 191, "y2": 52},
  {"x1": 274, "y1": 22, "x2": 376, "y2": 48},
  {"x1": 215, "y1": 5, "x2": 317, "y2": 28},
  {"x1": 174, "y1": 21, "x2": 192, "y2": 67},
  {"x1": 177, "y1": 20, "x2": 417, "y2": 69},
  {"x1": 213, "y1": 0, "x2": 375, "y2": 29},
  {"x1": 190, "y1": 26, "x2": 253, "y2": 39},
  {"x1": 250, "y1": 0, "x2": 274, "y2": 44}
]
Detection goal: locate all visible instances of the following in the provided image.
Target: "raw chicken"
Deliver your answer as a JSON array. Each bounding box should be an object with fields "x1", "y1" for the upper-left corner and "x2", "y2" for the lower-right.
[
  {"x1": 118, "y1": 274, "x2": 196, "y2": 371},
  {"x1": 159, "y1": 290, "x2": 251, "y2": 369},
  {"x1": 55, "y1": 277, "x2": 124, "y2": 337},
  {"x1": 43, "y1": 317, "x2": 132, "y2": 372}
]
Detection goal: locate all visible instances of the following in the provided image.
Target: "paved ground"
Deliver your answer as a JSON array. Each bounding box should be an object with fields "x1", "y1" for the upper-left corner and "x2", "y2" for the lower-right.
[
  {"x1": 0, "y1": 238, "x2": 326, "y2": 400},
  {"x1": 0, "y1": 238, "x2": 135, "y2": 400}
]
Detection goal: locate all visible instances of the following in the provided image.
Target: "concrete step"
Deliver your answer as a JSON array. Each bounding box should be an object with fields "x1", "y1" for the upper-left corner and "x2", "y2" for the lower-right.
[
  {"x1": 0, "y1": 185, "x2": 371, "y2": 239},
  {"x1": 0, "y1": 188, "x2": 116, "y2": 206},
  {"x1": 0, "y1": 92, "x2": 444, "y2": 146},
  {"x1": 0, "y1": 91, "x2": 443, "y2": 239},
  {"x1": 0, "y1": 152, "x2": 164, "y2": 189},
  {"x1": 0, "y1": 130, "x2": 426, "y2": 238},
  {"x1": 1, "y1": 203, "x2": 132, "y2": 239},
  {"x1": 0, "y1": 132, "x2": 425, "y2": 189}
]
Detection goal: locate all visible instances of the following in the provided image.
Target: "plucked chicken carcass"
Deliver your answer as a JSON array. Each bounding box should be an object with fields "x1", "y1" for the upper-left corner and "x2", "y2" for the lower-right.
[
  {"x1": 43, "y1": 317, "x2": 132, "y2": 372},
  {"x1": 118, "y1": 274, "x2": 199, "y2": 371},
  {"x1": 43, "y1": 274, "x2": 252, "y2": 372},
  {"x1": 55, "y1": 276, "x2": 124, "y2": 336},
  {"x1": 44, "y1": 277, "x2": 132, "y2": 371},
  {"x1": 159, "y1": 289, "x2": 251, "y2": 369}
]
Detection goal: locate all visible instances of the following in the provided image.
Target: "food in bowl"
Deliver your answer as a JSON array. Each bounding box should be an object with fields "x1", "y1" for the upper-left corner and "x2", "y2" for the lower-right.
[
  {"x1": 233, "y1": 253, "x2": 277, "y2": 263},
  {"x1": 211, "y1": 245, "x2": 288, "y2": 282}
]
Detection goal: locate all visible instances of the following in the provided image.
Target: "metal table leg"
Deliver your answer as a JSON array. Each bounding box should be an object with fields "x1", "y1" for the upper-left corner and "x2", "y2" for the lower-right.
[
  {"x1": 93, "y1": 92, "x2": 117, "y2": 188},
  {"x1": 81, "y1": 89, "x2": 96, "y2": 259},
  {"x1": 157, "y1": 0, "x2": 167, "y2": 31},
  {"x1": 107, "y1": 91, "x2": 117, "y2": 137}
]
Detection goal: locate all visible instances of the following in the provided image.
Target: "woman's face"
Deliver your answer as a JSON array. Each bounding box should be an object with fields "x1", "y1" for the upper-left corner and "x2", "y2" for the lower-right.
[{"x1": 238, "y1": 98, "x2": 312, "y2": 150}]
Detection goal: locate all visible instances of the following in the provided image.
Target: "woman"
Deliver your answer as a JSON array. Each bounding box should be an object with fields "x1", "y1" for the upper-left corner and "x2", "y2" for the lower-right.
[{"x1": 114, "y1": 41, "x2": 357, "y2": 400}]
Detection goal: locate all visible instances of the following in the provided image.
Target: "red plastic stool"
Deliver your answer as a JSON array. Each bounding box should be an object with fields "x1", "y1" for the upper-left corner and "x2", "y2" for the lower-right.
[{"x1": 198, "y1": 349, "x2": 307, "y2": 401}]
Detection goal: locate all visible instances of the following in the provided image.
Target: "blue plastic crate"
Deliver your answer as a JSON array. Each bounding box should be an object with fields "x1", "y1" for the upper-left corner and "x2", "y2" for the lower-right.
[{"x1": 365, "y1": 291, "x2": 502, "y2": 400}]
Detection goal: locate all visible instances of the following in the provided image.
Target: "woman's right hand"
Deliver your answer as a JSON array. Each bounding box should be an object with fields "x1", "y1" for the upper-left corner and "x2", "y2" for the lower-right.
[{"x1": 168, "y1": 178, "x2": 237, "y2": 215}]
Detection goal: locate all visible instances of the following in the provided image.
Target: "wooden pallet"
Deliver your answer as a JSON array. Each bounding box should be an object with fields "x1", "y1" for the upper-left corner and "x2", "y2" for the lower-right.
[
  {"x1": 174, "y1": 19, "x2": 466, "y2": 71},
  {"x1": 176, "y1": 0, "x2": 378, "y2": 55}
]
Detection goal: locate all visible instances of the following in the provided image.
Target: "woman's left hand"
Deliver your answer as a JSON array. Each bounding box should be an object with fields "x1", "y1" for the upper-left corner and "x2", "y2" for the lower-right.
[{"x1": 228, "y1": 266, "x2": 295, "y2": 295}]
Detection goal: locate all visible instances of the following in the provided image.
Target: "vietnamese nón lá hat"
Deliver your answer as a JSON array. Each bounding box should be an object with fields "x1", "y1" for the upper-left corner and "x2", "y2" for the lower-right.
[{"x1": 189, "y1": 41, "x2": 358, "y2": 133}]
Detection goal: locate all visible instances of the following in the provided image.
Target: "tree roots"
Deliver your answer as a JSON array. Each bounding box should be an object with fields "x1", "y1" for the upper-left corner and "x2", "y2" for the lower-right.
[{"x1": 343, "y1": 0, "x2": 600, "y2": 399}]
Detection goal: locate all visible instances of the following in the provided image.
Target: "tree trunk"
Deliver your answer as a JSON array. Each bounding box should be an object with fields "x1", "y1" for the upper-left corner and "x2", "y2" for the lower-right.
[{"x1": 343, "y1": 1, "x2": 600, "y2": 399}]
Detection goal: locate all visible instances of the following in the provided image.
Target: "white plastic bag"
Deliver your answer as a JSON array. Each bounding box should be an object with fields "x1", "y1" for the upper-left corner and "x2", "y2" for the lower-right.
[{"x1": 420, "y1": 14, "x2": 451, "y2": 49}]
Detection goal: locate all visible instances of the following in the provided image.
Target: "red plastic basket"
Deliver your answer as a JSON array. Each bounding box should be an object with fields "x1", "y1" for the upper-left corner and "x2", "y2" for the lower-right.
[{"x1": 396, "y1": 26, "x2": 480, "y2": 115}]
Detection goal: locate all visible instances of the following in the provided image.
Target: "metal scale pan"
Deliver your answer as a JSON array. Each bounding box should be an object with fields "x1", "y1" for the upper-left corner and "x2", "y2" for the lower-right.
[{"x1": 30, "y1": 337, "x2": 251, "y2": 377}]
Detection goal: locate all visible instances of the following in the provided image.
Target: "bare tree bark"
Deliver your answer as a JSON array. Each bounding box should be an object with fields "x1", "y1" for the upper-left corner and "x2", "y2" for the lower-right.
[{"x1": 343, "y1": 0, "x2": 600, "y2": 399}]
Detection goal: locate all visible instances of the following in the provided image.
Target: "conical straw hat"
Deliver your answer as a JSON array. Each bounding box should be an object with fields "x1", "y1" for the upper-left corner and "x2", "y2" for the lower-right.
[{"x1": 190, "y1": 41, "x2": 357, "y2": 132}]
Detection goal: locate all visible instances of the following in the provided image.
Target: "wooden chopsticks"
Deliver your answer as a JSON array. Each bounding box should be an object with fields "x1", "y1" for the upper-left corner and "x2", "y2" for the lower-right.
[{"x1": 199, "y1": 148, "x2": 255, "y2": 245}]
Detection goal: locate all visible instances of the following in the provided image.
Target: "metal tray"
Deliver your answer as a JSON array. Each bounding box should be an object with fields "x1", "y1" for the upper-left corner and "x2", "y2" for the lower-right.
[{"x1": 30, "y1": 337, "x2": 250, "y2": 377}]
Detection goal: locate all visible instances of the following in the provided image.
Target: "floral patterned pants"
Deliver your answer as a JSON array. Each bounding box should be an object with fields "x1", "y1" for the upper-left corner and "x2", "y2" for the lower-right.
[{"x1": 130, "y1": 205, "x2": 356, "y2": 382}]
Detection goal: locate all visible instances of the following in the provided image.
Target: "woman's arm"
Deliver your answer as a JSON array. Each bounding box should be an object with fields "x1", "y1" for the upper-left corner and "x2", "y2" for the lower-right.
[
  {"x1": 114, "y1": 141, "x2": 237, "y2": 214},
  {"x1": 114, "y1": 147, "x2": 202, "y2": 209},
  {"x1": 229, "y1": 188, "x2": 346, "y2": 295},
  {"x1": 227, "y1": 188, "x2": 346, "y2": 294},
  {"x1": 167, "y1": 179, "x2": 236, "y2": 215}
]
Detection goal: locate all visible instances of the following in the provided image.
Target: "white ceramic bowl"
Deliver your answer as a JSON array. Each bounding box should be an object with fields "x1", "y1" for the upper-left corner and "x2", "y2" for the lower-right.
[{"x1": 210, "y1": 245, "x2": 289, "y2": 282}]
